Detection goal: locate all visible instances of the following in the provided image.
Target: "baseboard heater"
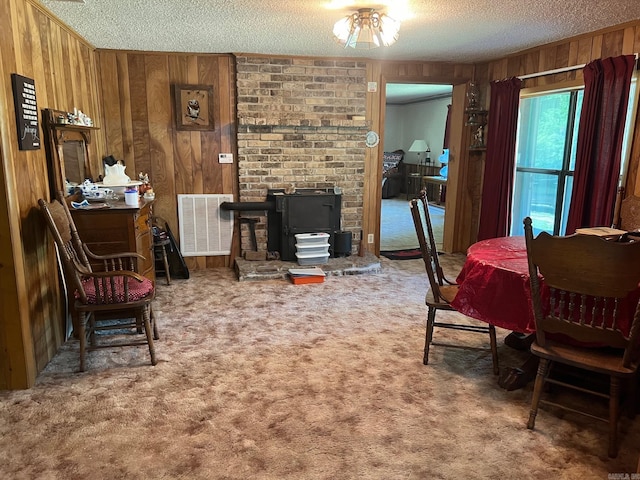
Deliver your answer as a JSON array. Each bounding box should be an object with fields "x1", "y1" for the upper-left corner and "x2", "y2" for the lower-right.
[{"x1": 177, "y1": 194, "x2": 234, "y2": 256}]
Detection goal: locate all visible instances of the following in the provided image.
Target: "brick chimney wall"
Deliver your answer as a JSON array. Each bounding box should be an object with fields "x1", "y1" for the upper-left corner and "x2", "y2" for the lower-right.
[{"x1": 235, "y1": 55, "x2": 368, "y2": 255}]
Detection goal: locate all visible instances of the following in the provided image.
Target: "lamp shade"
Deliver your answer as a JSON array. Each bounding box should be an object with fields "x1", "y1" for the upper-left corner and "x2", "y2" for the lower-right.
[{"x1": 409, "y1": 139, "x2": 429, "y2": 152}]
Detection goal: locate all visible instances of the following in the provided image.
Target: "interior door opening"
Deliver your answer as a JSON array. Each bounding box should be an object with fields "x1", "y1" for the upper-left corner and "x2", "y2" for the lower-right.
[{"x1": 380, "y1": 83, "x2": 452, "y2": 252}]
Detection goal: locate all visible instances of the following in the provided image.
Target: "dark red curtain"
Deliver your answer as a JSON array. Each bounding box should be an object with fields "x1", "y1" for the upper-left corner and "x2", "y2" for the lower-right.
[
  {"x1": 565, "y1": 55, "x2": 636, "y2": 233},
  {"x1": 477, "y1": 77, "x2": 522, "y2": 241},
  {"x1": 443, "y1": 104, "x2": 451, "y2": 149}
]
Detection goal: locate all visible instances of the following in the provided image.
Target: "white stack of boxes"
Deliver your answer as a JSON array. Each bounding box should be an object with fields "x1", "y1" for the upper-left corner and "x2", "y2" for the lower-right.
[{"x1": 295, "y1": 232, "x2": 330, "y2": 265}]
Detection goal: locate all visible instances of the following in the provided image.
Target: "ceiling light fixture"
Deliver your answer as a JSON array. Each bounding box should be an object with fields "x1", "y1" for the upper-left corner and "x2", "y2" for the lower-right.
[{"x1": 333, "y1": 8, "x2": 400, "y2": 49}]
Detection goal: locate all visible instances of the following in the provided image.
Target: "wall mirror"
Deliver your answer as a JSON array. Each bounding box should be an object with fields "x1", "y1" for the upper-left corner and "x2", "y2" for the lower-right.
[
  {"x1": 61, "y1": 140, "x2": 87, "y2": 184},
  {"x1": 42, "y1": 108, "x2": 98, "y2": 197}
]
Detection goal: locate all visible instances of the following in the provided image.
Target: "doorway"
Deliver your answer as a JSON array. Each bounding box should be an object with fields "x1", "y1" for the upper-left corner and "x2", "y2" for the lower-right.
[{"x1": 380, "y1": 83, "x2": 452, "y2": 252}]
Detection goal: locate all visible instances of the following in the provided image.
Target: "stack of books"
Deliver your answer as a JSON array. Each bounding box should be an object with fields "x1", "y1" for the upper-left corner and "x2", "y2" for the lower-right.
[{"x1": 288, "y1": 267, "x2": 326, "y2": 285}]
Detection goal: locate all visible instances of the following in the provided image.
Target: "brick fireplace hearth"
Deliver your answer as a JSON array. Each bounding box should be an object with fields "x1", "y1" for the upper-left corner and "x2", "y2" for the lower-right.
[{"x1": 235, "y1": 55, "x2": 368, "y2": 256}]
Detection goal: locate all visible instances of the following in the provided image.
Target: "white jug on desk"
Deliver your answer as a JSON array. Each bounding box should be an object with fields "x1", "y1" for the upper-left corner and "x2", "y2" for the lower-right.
[{"x1": 103, "y1": 161, "x2": 131, "y2": 185}]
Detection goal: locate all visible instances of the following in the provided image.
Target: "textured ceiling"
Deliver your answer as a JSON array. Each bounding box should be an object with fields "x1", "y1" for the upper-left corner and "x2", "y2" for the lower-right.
[{"x1": 39, "y1": 0, "x2": 640, "y2": 63}]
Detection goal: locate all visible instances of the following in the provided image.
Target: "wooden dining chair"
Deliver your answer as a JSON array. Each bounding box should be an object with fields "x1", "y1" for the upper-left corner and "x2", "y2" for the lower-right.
[
  {"x1": 410, "y1": 197, "x2": 499, "y2": 374},
  {"x1": 618, "y1": 193, "x2": 640, "y2": 231},
  {"x1": 524, "y1": 216, "x2": 640, "y2": 458},
  {"x1": 415, "y1": 188, "x2": 455, "y2": 285},
  {"x1": 39, "y1": 193, "x2": 158, "y2": 371}
]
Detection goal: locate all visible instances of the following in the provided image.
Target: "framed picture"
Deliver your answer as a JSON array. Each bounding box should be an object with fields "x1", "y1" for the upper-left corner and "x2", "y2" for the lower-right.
[
  {"x1": 173, "y1": 84, "x2": 214, "y2": 131},
  {"x1": 11, "y1": 73, "x2": 40, "y2": 150}
]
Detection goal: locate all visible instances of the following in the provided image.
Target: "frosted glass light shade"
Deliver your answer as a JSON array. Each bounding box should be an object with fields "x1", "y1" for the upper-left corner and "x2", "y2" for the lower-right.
[{"x1": 333, "y1": 8, "x2": 400, "y2": 49}]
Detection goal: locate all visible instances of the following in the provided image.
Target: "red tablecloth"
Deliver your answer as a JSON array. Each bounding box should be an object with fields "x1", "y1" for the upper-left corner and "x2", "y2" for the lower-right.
[
  {"x1": 451, "y1": 236, "x2": 535, "y2": 333},
  {"x1": 451, "y1": 236, "x2": 640, "y2": 337}
]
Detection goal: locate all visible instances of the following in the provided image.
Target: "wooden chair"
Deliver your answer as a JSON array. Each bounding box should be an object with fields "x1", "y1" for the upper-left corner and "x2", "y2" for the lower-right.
[
  {"x1": 618, "y1": 194, "x2": 640, "y2": 231},
  {"x1": 410, "y1": 196, "x2": 499, "y2": 374},
  {"x1": 415, "y1": 189, "x2": 455, "y2": 285},
  {"x1": 39, "y1": 194, "x2": 158, "y2": 371},
  {"x1": 524, "y1": 216, "x2": 640, "y2": 458},
  {"x1": 611, "y1": 186, "x2": 624, "y2": 228}
]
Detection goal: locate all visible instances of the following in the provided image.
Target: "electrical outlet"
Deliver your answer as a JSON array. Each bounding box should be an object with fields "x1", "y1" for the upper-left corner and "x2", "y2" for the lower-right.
[{"x1": 367, "y1": 234, "x2": 374, "y2": 244}]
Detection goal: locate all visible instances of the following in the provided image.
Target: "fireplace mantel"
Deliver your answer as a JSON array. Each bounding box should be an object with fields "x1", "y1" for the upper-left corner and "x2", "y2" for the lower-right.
[{"x1": 238, "y1": 125, "x2": 368, "y2": 134}]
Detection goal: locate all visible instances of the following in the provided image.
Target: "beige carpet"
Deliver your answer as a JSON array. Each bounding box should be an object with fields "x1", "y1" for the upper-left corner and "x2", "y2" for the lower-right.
[
  {"x1": 1, "y1": 255, "x2": 639, "y2": 479},
  {"x1": 381, "y1": 197, "x2": 443, "y2": 251}
]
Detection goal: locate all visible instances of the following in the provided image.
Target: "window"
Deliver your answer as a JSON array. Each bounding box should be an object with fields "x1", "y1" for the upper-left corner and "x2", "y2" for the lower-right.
[
  {"x1": 510, "y1": 89, "x2": 583, "y2": 236},
  {"x1": 511, "y1": 72, "x2": 638, "y2": 237}
]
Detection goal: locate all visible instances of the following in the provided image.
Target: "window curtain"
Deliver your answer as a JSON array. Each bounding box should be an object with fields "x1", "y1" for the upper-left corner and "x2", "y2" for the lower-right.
[
  {"x1": 565, "y1": 55, "x2": 636, "y2": 233},
  {"x1": 476, "y1": 77, "x2": 522, "y2": 241},
  {"x1": 443, "y1": 104, "x2": 451, "y2": 149}
]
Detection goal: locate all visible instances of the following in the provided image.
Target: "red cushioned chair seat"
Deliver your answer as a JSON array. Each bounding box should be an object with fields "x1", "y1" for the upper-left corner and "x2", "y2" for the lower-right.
[{"x1": 78, "y1": 276, "x2": 154, "y2": 304}]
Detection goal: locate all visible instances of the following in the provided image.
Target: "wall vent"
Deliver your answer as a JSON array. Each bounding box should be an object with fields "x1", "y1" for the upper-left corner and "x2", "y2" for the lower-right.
[{"x1": 177, "y1": 194, "x2": 234, "y2": 256}]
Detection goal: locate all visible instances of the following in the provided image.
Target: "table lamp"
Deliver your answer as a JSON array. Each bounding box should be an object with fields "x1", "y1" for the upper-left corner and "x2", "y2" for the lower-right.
[{"x1": 409, "y1": 139, "x2": 430, "y2": 165}]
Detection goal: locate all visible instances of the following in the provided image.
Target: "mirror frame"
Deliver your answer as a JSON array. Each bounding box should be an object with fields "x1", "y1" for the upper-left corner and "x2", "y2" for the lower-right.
[{"x1": 42, "y1": 108, "x2": 98, "y2": 197}]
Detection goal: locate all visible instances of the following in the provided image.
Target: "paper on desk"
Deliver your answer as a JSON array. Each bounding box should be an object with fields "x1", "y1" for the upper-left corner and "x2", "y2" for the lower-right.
[{"x1": 575, "y1": 226, "x2": 627, "y2": 236}]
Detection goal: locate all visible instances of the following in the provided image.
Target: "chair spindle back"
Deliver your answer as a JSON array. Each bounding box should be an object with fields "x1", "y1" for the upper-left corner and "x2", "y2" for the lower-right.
[{"x1": 524, "y1": 216, "x2": 640, "y2": 367}]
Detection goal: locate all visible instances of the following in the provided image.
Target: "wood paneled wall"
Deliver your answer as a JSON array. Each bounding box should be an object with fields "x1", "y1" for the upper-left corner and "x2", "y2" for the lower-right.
[
  {"x1": 369, "y1": 21, "x2": 640, "y2": 253},
  {"x1": 2, "y1": 0, "x2": 640, "y2": 391},
  {"x1": 476, "y1": 21, "x2": 640, "y2": 240},
  {"x1": 0, "y1": 0, "x2": 103, "y2": 389},
  {"x1": 95, "y1": 51, "x2": 238, "y2": 270}
]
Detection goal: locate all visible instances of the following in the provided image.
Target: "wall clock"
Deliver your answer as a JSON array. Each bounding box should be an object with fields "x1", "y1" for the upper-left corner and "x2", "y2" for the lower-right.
[{"x1": 365, "y1": 130, "x2": 379, "y2": 148}]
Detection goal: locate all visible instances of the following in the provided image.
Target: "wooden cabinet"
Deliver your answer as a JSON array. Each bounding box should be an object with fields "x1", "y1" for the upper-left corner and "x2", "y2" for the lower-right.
[
  {"x1": 71, "y1": 199, "x2": 155, "y2": 283},
  {"x1": 405, "y1": 165, "x2": 441, "y2": 202}
]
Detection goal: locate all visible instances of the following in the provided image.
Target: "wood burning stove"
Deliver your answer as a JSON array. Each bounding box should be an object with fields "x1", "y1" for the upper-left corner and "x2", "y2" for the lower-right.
[{"x1": 267, "y1": 188, "x2": 342, "y2": 261}]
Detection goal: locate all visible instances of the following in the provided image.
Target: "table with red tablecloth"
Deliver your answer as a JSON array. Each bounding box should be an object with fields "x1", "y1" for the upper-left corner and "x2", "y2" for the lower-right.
[
  {"x1": 450, "y1": 236, "x2": 535, "y2": 333},
  {"x1": 451, "y1": 235, "x2": 640, "y2": 337},
  {"x1": 450, "y1": 235, "x2": 640, "y2": 390}
]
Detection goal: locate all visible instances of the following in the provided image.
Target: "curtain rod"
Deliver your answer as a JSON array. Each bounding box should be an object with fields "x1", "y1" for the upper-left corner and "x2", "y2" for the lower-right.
[
  {"x1": 517, "y1": 64, "x2": 584, "y2": 80},
  {"x1": 517, "y1": 53, "x2": 639, "y2": 80}
]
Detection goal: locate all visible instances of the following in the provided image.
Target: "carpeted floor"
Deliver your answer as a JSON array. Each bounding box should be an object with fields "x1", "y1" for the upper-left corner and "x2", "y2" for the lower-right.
[
  {"x1": 381, "y1": 197, "x2": 443, "y2": 251},
  {"x1": 0, "y1": 255, "x2": 638, "y2": 479}
]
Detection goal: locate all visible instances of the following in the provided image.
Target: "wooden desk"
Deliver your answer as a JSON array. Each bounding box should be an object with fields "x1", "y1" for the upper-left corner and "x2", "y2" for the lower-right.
[
  {"x1": 422, "y1": 175, "x2": 447, "y2": 186},
  {"x1": 422, "y1": 175, "x2": 447, "y2": 205},
  {"x1": 71, "y1": 198, "x2": 155, "y2": 283}
]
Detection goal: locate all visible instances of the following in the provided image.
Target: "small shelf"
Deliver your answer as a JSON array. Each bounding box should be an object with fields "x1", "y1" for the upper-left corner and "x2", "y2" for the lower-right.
[
  {"x1": 46, "y1": 108, "x2": 98, "y2": 130},
  {"x1": 465, "y1": 108, "x2": 488, "y2": 150},
  {"x1": 465, "y1": 108, "x2": 488, "y2": 126},
  {"x1": 51, "y1": 123, "x2": 99, "y2": 131},
  {"x1": 44, "y1": 109, "x2": 99, "y2": 146}
]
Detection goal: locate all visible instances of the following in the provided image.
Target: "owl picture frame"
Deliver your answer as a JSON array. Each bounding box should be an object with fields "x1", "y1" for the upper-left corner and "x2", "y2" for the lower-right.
[{"x1": 173, "y1": 84, "x2": 214, "y2": 131}]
